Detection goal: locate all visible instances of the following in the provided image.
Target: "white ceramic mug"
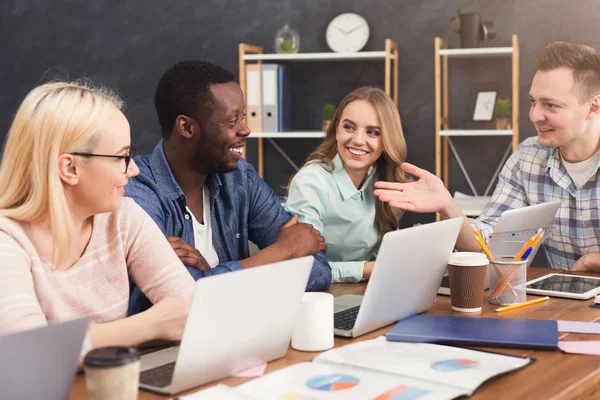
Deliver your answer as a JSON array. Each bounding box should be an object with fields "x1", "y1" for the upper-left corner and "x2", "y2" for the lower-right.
[{"x1": 291, "y1": 292, "x2": 334, "y2": 352}]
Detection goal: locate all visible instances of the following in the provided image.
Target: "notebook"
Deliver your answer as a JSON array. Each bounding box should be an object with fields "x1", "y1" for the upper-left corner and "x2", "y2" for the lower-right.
[
  {"x1": 181, "y1": 337, "x2": 532, "y2": 400},
  {"x1": 385, "y1": 314, "x2": 559, "y2": 350}
]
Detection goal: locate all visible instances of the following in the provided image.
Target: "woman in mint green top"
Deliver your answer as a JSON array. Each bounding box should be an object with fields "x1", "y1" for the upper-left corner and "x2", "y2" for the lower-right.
[{"x1": 286, "y1": 87, "x2": 410, "y2": 282}]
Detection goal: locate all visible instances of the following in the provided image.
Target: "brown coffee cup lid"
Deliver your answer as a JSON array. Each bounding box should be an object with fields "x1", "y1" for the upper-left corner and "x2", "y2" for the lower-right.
[{"x1": 84, "y1": 346, "x2": 139, "y2": 368}]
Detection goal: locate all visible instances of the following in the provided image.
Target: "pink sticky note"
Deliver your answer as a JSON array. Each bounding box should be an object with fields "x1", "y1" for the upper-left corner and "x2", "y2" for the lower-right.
[
  {"x1": 558, "y1": 341, "x2": 600, "y2": 356},
  {"x1": 557, "y1": 320, "x2": 600, "y2": 334},
  {"x1": 233, "y1": 362, "x2": 267, "y2": 377}
]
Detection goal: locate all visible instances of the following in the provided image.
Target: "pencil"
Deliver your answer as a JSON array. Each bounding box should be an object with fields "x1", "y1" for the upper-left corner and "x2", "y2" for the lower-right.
[
  {"x1": 471, "y1": 224, "x2": 493, "y2": 260},
  {"x1": 514, "y1": 228, "x2": 543, "y2": 261},
  {"x1": 495, "y1": 296, "x2": 550, "y2": 312},
  {"x1": 471, "y1": 225, "x2": 517, "y2": 297}
]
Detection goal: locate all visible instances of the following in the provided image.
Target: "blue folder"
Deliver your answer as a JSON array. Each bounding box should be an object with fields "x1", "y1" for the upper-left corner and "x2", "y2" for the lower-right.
[{"x1": 385, "y1": 314, "x2": 559, "y2": 350}]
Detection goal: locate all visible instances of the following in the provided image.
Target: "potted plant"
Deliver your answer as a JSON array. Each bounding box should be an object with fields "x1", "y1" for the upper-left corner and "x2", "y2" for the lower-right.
[
  {"x1": 494, "y1": 98, "x2": 512, "y2": 129},
  {"x1": 275, "y1": 24, "x2": 300, "y2": 54},
  {"x1": 322, "y1": 104, "x2": 336, "y2": 131}
]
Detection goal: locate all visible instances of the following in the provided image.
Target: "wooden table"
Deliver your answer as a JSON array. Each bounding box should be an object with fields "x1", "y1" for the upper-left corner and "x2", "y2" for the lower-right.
[{"x1": 69, "y1": 268, "x2": 600, "y2": 399}]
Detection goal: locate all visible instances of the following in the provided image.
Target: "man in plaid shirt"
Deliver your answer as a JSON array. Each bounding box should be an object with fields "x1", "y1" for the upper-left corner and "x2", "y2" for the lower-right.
[{"x1": 374, "y1": 41, "x2": 600, "y2": 272}]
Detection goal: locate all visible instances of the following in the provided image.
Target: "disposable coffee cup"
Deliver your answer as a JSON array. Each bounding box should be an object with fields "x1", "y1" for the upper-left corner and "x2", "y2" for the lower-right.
[
  {"x1": 84, "y1": 346, "x2": 140, "y2": 400},
  {"x1": 448, "y1": 252, "x2": 489, "y2": 313},
  {"x1": 292, "y1": 292, "x2": 334, "y2": 352}
]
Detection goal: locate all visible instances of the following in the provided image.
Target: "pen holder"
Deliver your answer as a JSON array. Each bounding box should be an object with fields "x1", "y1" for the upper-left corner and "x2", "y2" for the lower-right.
[{"x1": 488, "y1": 259, "x2": 528, "y2": 306}]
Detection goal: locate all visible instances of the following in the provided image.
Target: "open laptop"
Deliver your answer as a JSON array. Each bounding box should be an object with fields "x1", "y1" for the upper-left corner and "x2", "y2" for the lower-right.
[
  {"x1": 438, "y1": 201, "x2": 561, "y2": 295},
  {"x1": 333, "y1": 218, "x2": 463, "y2": 337},
  {"x1": 139, "y1": 256, "x2": 313, "y2": 395},
  {"x1": 0, "y1": 317, "x2": 90, "y2": 400}
]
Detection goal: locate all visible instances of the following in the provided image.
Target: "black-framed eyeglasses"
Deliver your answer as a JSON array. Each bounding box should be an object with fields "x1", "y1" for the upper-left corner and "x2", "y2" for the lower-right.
[{"x1": 70, "y1": 152, "x2": 133, "y2": 173}]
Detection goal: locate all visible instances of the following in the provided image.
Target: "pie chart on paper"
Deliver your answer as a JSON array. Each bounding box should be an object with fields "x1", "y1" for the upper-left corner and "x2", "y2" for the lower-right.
[
  {"x1": 305, "y1": 374, "x2": 360, "y2": 391},
  {"x1": 431, "y1": 359, "x2": 480, "y2": 372}
]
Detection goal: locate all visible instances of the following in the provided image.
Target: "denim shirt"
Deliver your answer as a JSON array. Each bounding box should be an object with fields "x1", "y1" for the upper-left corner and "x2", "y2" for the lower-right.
[{"x1": 125, "y1": 141, "x2": 332, "y2": 314}]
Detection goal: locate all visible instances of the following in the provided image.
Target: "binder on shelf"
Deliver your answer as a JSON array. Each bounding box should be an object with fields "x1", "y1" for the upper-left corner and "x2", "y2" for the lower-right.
[
  {"x1": 277, "y1": 64, "x2": 292, "y2": 132},
  {"x1": 261, "y1": 64, "x2": 279, "y2": 132},
  {"x1": 245, "y1": 64, "x2": 262, "y2": 132},
  {"x1": 261, "y1": 64, "x2": 292, "y2": 132}
]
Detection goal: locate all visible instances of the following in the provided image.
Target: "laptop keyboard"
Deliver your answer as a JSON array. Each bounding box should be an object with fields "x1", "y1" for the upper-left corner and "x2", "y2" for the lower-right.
[
  {"x1": 440, "y1": 275, "x2": 450, "y2": 288},
  {"x1": 334, "y1": 306, "x2": 361, "y2": 331},
  {"x1": 139, "y1": 362, "x2": 176, "y2": 388}
]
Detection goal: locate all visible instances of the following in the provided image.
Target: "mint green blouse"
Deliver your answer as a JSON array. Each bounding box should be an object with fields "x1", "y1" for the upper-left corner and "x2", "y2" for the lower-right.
[{"x1": 286, "y1": 154, "x2": 378, "y2": 283}]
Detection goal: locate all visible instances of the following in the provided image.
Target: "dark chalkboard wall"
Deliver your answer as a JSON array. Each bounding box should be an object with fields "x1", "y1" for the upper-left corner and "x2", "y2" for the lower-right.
[{"x1": 2, "y1": 0, "x2": 599, "y2": 232}]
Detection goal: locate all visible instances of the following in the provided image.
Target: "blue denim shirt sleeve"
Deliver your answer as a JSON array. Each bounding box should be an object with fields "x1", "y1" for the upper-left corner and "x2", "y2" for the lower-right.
[
  {"x1": 125, "y1": 144, "x2": 331, "y2": 316},
  {"x1": 245, "y1": 164, "x2": 332, "y2": 291},
  {"x1": 125, "y1": 177, "x2": 245, "y2": 280},
  {"x1": 125, "y1": 176, "x2": 243, "y2": 315}
]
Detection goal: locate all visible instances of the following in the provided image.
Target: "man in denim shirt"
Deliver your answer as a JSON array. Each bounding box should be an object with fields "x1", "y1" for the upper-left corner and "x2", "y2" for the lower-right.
[{"x1": 126, "y1": 61, "x2": 331, "y2": 315}]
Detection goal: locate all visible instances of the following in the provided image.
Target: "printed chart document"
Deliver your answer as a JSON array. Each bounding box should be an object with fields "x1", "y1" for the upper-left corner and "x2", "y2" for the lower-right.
[{"x1": 180, "y1": 337, "x2": 532, "y2": 400}]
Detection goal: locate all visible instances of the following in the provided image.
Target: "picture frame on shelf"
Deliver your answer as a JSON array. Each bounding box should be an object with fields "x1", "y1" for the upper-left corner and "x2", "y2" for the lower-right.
[{"x1": 472, "y1": 91, "x2": 497, "y2": 121}]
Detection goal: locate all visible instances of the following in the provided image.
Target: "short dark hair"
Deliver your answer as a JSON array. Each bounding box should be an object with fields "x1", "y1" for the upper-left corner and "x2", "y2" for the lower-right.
[
  {"x1": 536, "y1": 42, "x2": 600, "y2": 102},
  {"x1": 154, "y1": 60, "x2": 236, "y2": 138}
]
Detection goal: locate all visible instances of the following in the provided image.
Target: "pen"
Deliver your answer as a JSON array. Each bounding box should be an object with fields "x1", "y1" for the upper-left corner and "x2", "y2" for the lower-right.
[
  {"x1": 514, "y1": 228, "x2": 543, "y2": 261},
  {"x1": 471, "y1": 224, "x2": 517, "y2": 296},
  {"x1": 493, "y1": 231, "x2": 546, "y2": 299},
  {"x1": 521, "y1": 247, "x2": 533, "y2": 261},
  {"x1": 495, "y1": 296, "x2": 550, "y2": 312}
]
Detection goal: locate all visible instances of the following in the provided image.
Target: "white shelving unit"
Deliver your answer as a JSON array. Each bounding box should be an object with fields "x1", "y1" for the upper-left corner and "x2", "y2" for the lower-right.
[
  {"x1": 440, "y1": 129, "x2": 513, "y2": 137},
  {"x1": 249, "y1": 131, "x2": 326, "y2": 139},
  {"x1": 438, "y1": 47, "x2": 513, "y2": 58},
  {"x1": 239, "y1": 40, "x2": 399, "y2": 178},
  {"x1": 243, "y1": 51, "x2": 394, "y2": 62},
  {"x1": 434, "y1": 35, "x2": 520, "y2": 218}
]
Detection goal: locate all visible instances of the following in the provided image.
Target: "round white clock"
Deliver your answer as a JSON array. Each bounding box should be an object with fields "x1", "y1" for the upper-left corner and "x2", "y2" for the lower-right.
[{"x1": 326, "y1": 13, "x2": 370, "y2": 53}]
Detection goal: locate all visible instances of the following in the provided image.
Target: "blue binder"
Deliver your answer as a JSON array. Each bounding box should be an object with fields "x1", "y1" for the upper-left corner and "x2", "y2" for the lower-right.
[
  {"x1": 277, "y1": 64, "x2": 292, "y2": 132},
  {"x1": 385, "y1": 314, "x2": 559, "y2": 350}
]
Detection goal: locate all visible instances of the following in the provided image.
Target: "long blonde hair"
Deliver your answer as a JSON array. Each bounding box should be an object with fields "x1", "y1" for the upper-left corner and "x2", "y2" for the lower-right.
[
  {"x1": 0, "y1": 81, "x2": 123, "y2": 266},
  {"x1": 295, "y1": 86, "x2": 410, "y2": 240}
]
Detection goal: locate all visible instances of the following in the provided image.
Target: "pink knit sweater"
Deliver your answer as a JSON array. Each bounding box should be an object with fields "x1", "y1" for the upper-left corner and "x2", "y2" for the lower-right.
[{"x1": 0, "y1": 198, "x2": 195, "y2": 339}]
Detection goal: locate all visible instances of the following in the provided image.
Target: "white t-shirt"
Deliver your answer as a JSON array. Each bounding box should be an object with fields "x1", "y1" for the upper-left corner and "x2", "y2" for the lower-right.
[
  {"x1": 560, "y1": 149, "x2": 600, "y2": 189},
  {"x1": 186, "y1": 187, "x2": 220, "y2": 268}
]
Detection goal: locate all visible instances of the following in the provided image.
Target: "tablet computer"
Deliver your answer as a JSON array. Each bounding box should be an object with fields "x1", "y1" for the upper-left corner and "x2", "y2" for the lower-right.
[
  {"x1": 525, "y1": 273, "x2": 600, "y2": 300},
  {"x1": 487, "y1": 201, "x2": 561, "y2": 265}
]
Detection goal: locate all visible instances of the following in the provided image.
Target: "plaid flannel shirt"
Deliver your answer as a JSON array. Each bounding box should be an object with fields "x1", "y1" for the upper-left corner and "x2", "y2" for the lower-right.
[{"x1": 473, "y1": 137, "x2": 600, "y2": 270}]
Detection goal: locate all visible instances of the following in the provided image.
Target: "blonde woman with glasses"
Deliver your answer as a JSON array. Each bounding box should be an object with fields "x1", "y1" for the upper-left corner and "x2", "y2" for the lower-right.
[
  {"x1": 286, "y1": 87, "x2": 410, "y2": 282},
  {"x1": 0, "y1": 81, "x2": 195, "y2": 354}
]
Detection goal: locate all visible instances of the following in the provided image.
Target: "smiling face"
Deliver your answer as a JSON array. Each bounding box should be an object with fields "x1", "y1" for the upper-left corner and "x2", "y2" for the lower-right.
[
  {"x1": 72, "y1": 108, "x2": 139, "y2": 215},
  {"x1": 529, "y1": 67, "x2": 593, "y2": 150},
  {"x1": 335, "y1": 99, "x2": 383, "y2": 184},
  {"x1": 193, "y1": 82, "x2": 250, "y2": 174}
]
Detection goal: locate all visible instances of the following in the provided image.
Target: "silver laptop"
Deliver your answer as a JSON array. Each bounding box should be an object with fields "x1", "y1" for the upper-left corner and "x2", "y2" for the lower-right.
[
  {"x1": 333, "y1": 218, "x2": 463, "y2": 337},
  {"x1": 0, "y1": 317, "x2": 90, "y2": 400},
  {"x1": 139, "y1": 256, "x2": 313, "y2": 395},
  {"x1": 438, "y1": 201, "x2": 561, "y2": 295}
]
